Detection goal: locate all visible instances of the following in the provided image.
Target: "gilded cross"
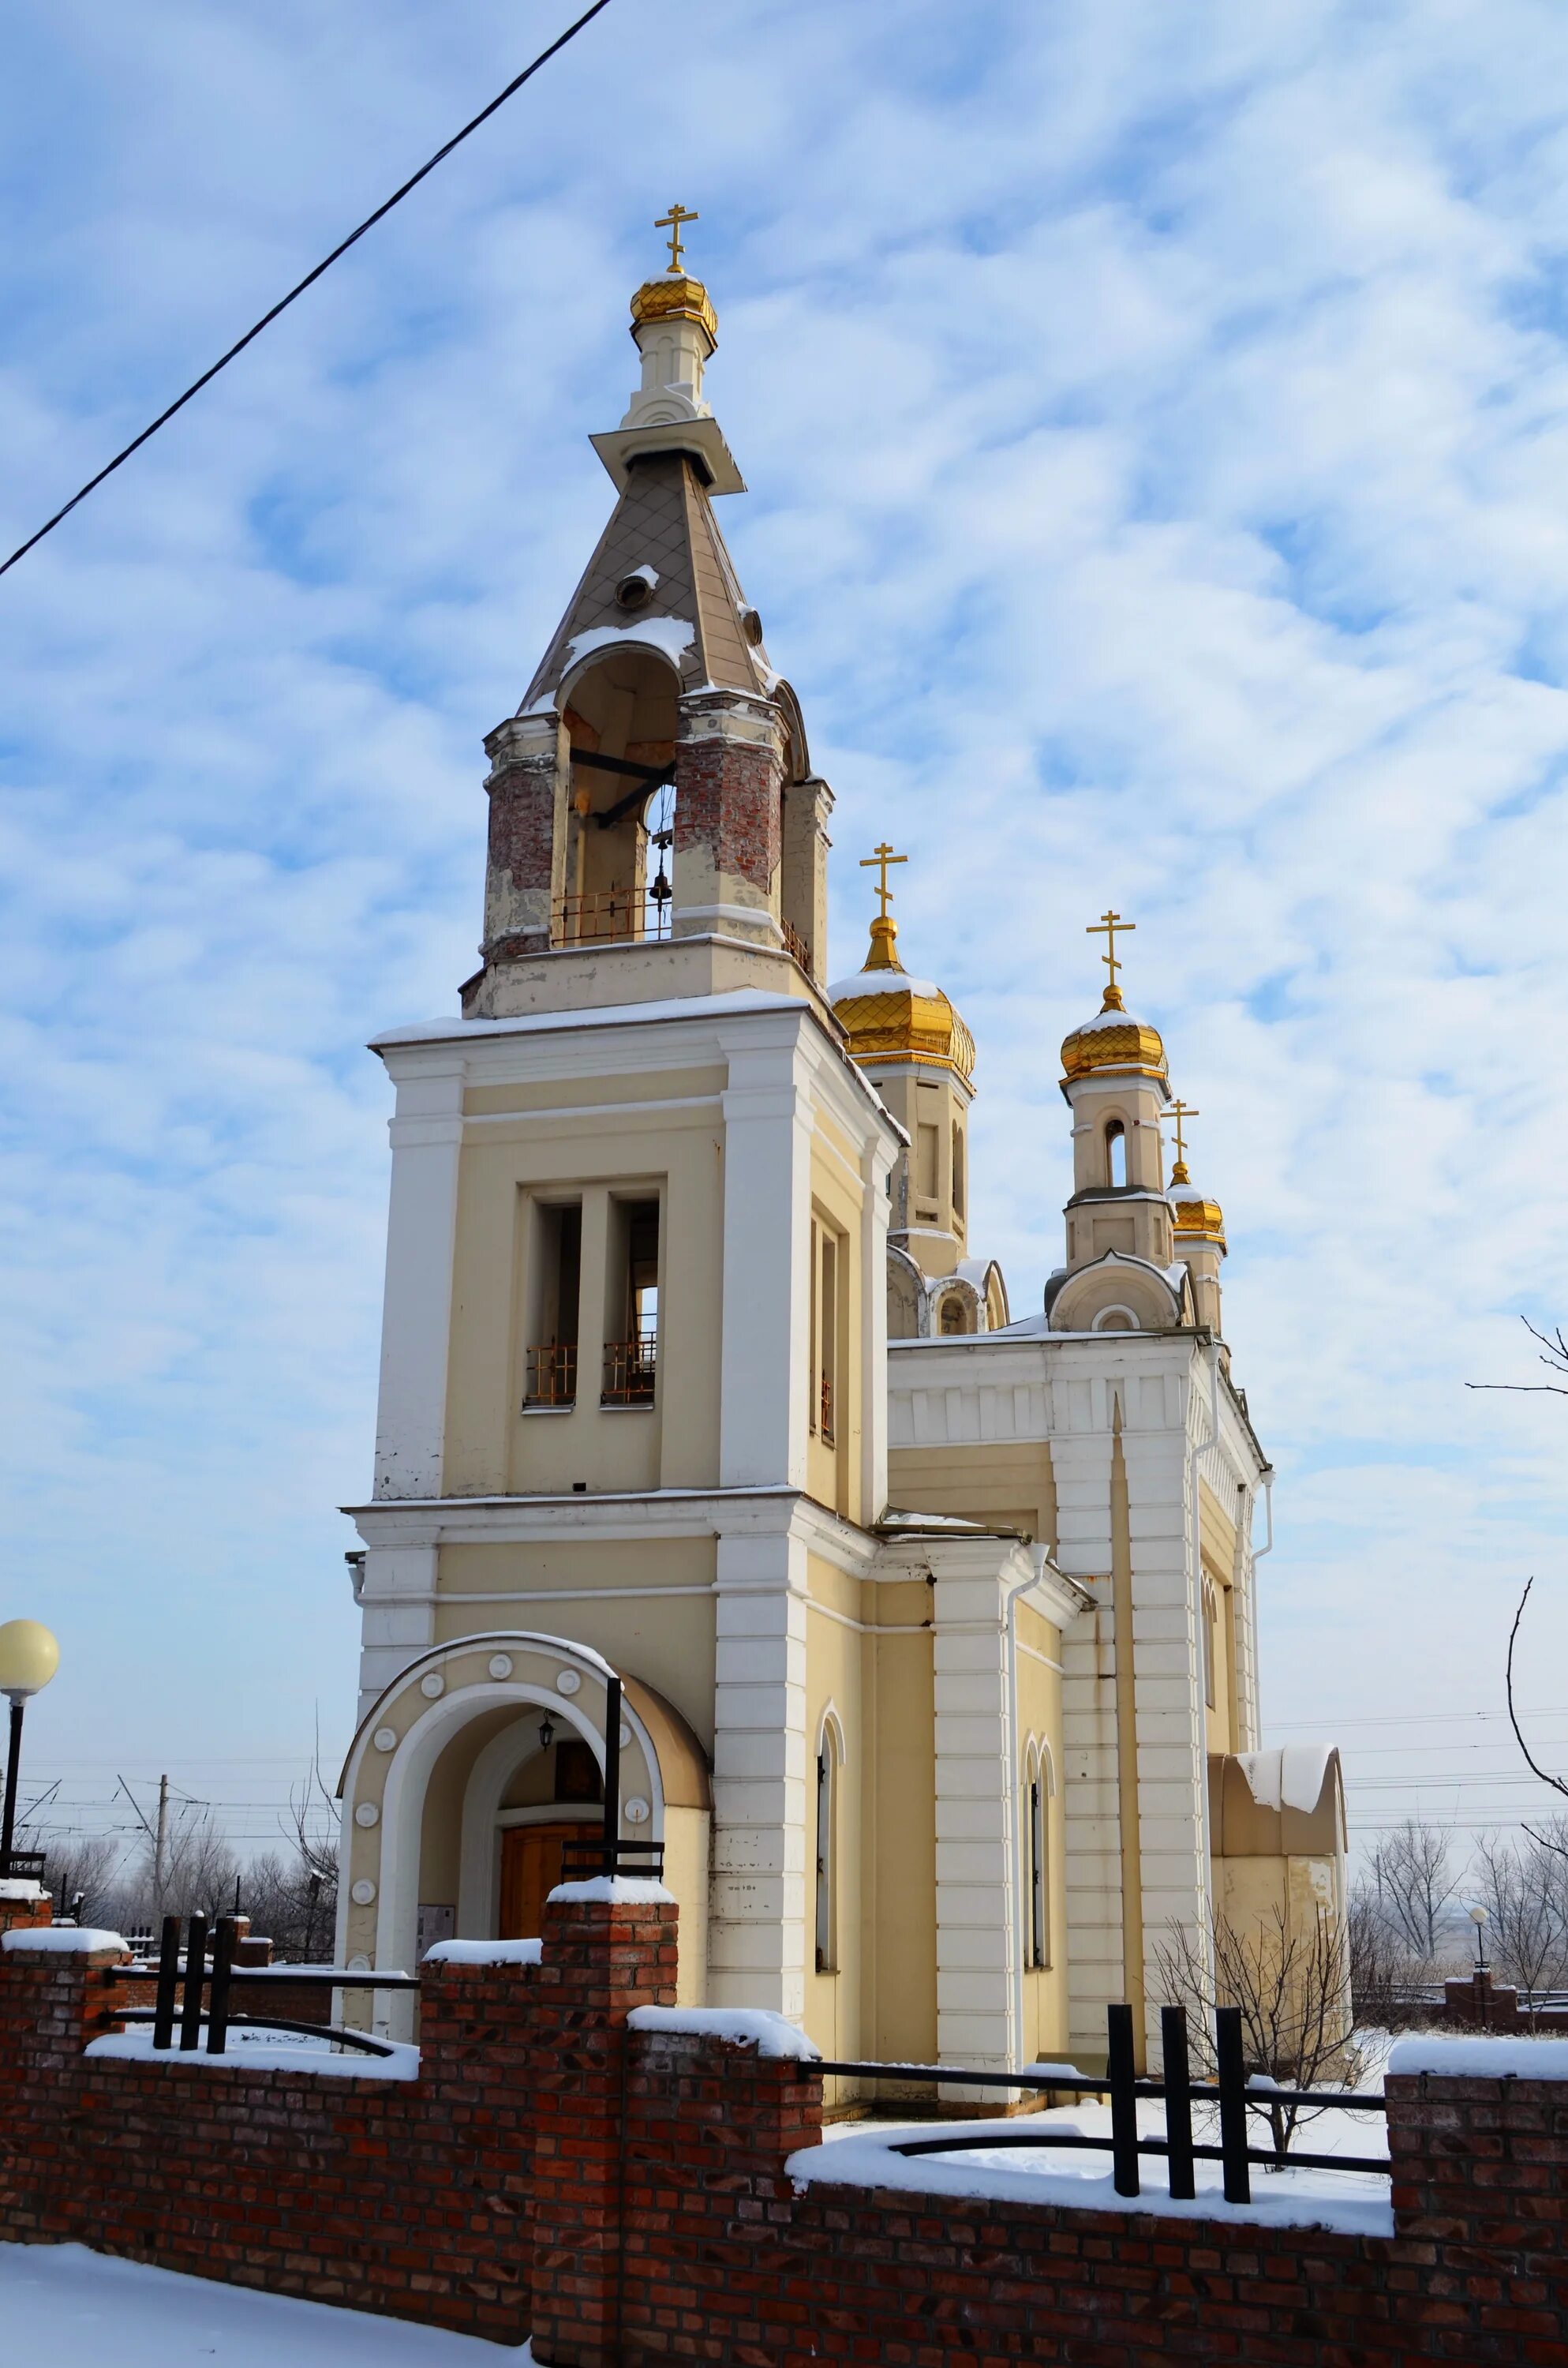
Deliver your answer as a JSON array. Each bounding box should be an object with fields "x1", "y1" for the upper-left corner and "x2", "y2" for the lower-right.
[
  {"x1": 1167, "y1": 1099, "x2": 1199, "y2": 1171},
  {"x1": 1087, "y1": 907, "x2": 1135, "y2": 994},
  {"x1": 655, "y1": 203, "x2": 699, "y2": 274},
  {"x1": 859, "y1": 842, "x2": 907, "y2": 920}
]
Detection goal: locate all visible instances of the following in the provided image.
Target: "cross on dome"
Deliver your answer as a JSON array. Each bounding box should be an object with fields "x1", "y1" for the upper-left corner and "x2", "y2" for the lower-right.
[
  {"x1": 858, "y1": 843, "x2": 908, "y2": 974},
  {"x1": 654, "y1": 203, "x2": 699, "y2": 275},
  {"x1": 860, "y1": 841, "x2": 907, "y2": 920},
  {"x1": 1086, "y1": 909, "x2": 1135, "y2": 1010},
  {"x1": 1167, "y1": 1097, "x2": 1199, "y2": 1186}
]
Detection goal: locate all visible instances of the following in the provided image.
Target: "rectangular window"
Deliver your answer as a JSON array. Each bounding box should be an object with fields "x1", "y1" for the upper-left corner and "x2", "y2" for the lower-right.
[
  {"x1": 952, "y1": 1122, "x2": 965, "y2": 1222},
  {"x1": 916, "y1": 1122, "x2": 940, "y2": 1203},
  {"x1": 818, "y1": 1229, "x2": 838, "y2": 1445},
  {"x1": 524, "y1": 1201, "x2": 581, "y2": 1406},
  {"x1": 815, "y1": 1742, "x2": 837, "y2": 1972},
  {"x1": 1030, "y1": 1779, "x2": 1049, "y2": 1969},
  {"x1": 602, "y1": 1196, "x2": 659, "y2": 1405}
]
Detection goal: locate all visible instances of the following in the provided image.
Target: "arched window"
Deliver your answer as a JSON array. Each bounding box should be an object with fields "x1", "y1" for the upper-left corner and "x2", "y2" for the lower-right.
[
  {"x1": 1105, "y1": 1120, "x2": 1127, "y2": 1189},
  {"x1": 1022, "y1": 1744, "x2": 1050, "y2": 1970},
  {"x1": 815, "y1": 1714, "x2": 843, "y2": 1973},
  {"x1": 952, "y1": 1122, "x2": 965, "y2": 1221},
  {"x1": 1202, "y1": 1579, "x2": 1218, "y2": 1711},
  {"x1": 939, "y1": 1294, "x2": 969, "y2": 1336}
]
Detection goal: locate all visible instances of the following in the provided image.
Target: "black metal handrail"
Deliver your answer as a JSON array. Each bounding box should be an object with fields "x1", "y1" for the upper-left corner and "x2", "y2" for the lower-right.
[
  {"x1": 817, "y1": 2003, "x2": 1388, "y2": 2205},
  {"x1": 103, "y1": 1916, "x2": 418, "y2": 2060}
]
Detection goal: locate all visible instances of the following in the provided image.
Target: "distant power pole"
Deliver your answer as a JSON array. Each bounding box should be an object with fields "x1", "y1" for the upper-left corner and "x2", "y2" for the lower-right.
[{"x1": 154, "y1": 1774, "x2": 169, "y2": 1907}]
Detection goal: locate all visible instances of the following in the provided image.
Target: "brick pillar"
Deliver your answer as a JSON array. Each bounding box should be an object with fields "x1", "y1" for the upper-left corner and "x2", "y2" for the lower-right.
[
  {"x1": 0, "y1": 1885, "x2": 52, "y2": 1940},
  {"x1": 479, "y1": 713, "x2": 567, "y2": 968},
  {"x1": 779, "y1": 773, "x2": 833, "y2": 983},
  {"x1": 0, "y1": 1935, "x2": 127, "y2": 2239},
  {"x1": 528, "y1": 1887, "x2": 679, "y2": 2368},
  {"x1": 621, "y1": 2027, "x2": 821, "y2": 2360},
  {"x1": 1389, "y1": 2068, "x2": 1568, "y2": 2342},
  {"x1": 672, "y1": 690, "x2": 784, "y2": 946}
]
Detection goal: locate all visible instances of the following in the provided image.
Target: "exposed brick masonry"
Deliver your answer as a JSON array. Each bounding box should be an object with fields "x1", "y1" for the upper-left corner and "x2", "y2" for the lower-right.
[
  {"x1": 2, "y1": 1891, "x2": 1567, "y2": 2364},
  {"x1": 674, "y1": 699, "x2": 782, "y2": 903}
]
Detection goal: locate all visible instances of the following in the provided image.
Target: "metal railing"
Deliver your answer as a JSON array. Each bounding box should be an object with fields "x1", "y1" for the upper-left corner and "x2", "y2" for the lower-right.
[
  {"x1": 105, "y1": 1915, "x2": 419, "y2": 2061},
  {"x1": 525, "y1": 1343, "x2": 578, "y2": 1407},
  {"x1": 780, "y1": 916, "x2": 810, "y2": 972},
  {"x1": 816, "y1": 2003, "x2": 1387, "y2": 2206},
  {"x1": 602, "y1": 1317, "x2": 657, "y2": 1406},
  {"x1": 3, "y1": 1849, "x2": 46, "y2": 1883},
  {"x1": 552, "y1": 890, "x2": 672, "y2": 950},
  {"x1": 818, "y1": 1374, "x2": 835, "y2": 1445}
]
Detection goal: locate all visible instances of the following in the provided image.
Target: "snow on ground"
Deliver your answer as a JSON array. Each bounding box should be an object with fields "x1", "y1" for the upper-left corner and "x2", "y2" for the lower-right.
[
  {"x1": 0, "y1": 2246, "x2": 526, "y2": 2362},
  {"x1": 809, "y1": 2089, "x2": 1393, "y2": 2237}
]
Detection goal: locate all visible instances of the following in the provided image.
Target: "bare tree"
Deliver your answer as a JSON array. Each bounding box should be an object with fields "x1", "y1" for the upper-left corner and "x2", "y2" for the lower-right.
[
  {"x1": 238, "y1": 1742, "x2": 340, "y2": 1962},
  {"x1": 1348, "y1": 1877, "x2": 1444, "y2": 2029},
  {"x1": 113, "y1": 1804, "x2": 240, "y2": 1933},
  {"x1": 25, "y1": 1830, "x2": 129, "y2": 1927},
  {"x1": 1472, "y1": 1829, "x2": 1568, "y2": 2021},
  {"x1": 1364, "y1": 1818, "x2": 1461, "y2": 1969},
  {"x1": 1154, "y1": 1904, "x2": 1354, "y2": 2160}
]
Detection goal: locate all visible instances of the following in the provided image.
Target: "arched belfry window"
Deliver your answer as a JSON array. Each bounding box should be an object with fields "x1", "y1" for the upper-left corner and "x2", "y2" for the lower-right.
[
  {"x1": 815, "y1": 1713, "x2": 844, "y2": 1973},
  {"x1": 1106, "y1": 1120, "x2": 1128, "y2": 1189}
]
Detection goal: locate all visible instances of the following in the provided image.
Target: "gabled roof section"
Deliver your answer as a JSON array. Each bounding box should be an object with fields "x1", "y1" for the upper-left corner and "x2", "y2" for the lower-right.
[{"x1": 519, "y1": 453, "x2": 773, "y2": 715}]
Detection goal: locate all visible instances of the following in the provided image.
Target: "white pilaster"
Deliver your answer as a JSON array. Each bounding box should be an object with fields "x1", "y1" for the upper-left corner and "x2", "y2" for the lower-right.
[
  {"x1": 717, "y1": 1030, "x2": 812, "y2": 1489},
  {"x1": 352, "y1": 1535, "x2": 440, "y2": 1718},
  {"x1": 372, "y1": 1054, "x2": 466, "y2": 1500},
  {"x1": 709, "y1": 1517, "x2": 810, "y2": 2016},
  {"x1": 1051, "y1": 1426, "x2": 1125, "y2": 2064}
]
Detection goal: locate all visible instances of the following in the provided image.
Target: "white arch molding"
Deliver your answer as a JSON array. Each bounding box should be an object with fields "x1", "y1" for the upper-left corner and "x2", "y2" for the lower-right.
[{"x1": 338, "y1": 1633, "x2": 663, "y2": 2002}]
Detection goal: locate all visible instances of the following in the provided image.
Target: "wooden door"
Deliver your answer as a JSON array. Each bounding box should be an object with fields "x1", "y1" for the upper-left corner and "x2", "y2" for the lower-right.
[{"x1": 498, "y1": 1823, "x2": 581, "y2": 1940}]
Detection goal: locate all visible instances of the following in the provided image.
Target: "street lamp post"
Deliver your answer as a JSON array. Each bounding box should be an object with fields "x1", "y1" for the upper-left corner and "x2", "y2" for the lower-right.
[{"x1": 0, "y1": 1621, "x2": 61, "y2": 1879}]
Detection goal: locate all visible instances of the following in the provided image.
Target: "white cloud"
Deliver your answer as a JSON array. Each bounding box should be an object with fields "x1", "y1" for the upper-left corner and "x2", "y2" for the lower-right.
[{"x1": 3, "y1": 0, "x2": 1568, "y2": 1845}]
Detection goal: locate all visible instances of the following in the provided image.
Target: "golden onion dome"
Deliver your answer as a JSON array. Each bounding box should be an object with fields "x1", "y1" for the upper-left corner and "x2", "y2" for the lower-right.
[
  {"x1": 830, "y1": 914, "x2": 976, "y2": 1085},
  {"x1": 1060, "y1": 984, "x2": 1167, "y2": 1084},
  {"x1": 1169, "y1": 1160, "x2": 1226, "y2": 1251},
  {"x1": 630, "y1": 273, "x2": 718, "y2": 345}
]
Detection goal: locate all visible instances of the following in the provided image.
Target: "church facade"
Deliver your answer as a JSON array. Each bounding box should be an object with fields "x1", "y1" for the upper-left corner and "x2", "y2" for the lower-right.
[{"x1": 335, "y1": 233, "x2": 1345, "y2": 2079}]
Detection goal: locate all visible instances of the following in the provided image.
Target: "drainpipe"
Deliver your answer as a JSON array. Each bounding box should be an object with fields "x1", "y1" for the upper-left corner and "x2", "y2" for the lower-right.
[{"x1": 1006, "y1": 1551, "x2": 1044, "y2": 2089}]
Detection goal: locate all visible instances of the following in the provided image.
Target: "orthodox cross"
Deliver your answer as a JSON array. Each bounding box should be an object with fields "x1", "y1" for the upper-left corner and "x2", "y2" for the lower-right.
[
  {"x1": 860, "y1": 842, "x2": 907, "y2": 919},
  {"x1": 1087, "y1": 907, "x2": 1134, "y2": 995},
  {"x1": 1167, "y1": 1098, "x2": 1199, "y2": 1174},
  {"x1": 655, "y1": 203, "x2": 698, "y2": 274}
]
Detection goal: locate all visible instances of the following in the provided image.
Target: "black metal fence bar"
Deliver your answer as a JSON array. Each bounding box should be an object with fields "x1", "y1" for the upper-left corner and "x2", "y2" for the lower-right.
[
  {"x1": 890, "y1": 2130, "x2": 1391, "y2": 2176},
  {"x1": 205, "y1": 1917, "x2": 235, "y2": 2055},
  {"x1": 1106, "y1": 2002, "x2": 1139, "y2": 2197},
  {"x1": 107, "y1": 1965, "x2": 425, "y2": 1991},
  {"x1": 110, "y1": 2006, "x2": 399, "y2": 2059},
  {"x1": 1214, "y1": 2006, "x2": 1250, "y2": 2203},
  {"x1": 108, "y1": 1914, "x2": 425, "y2": 2058},
  {"x1": 151, "y1": 1915, "x2": 180, "y2": 2050},
  {"x1": 178, "y1": 1914, "x2": 207, "y2": 2053},
  {"x1": 1162, "y1": 2003, "x2": 1196, "y2": 2201}
]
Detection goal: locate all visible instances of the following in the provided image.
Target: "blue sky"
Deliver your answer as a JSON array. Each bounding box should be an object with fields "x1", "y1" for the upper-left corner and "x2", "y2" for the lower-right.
[{"x1": 5, "y1": 0, "x2": 1568, "y2": 1859}]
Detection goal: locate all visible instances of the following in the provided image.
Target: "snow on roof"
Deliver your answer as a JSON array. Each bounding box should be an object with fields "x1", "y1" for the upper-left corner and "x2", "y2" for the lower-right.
[
  {"x1": 1387, "y1": 2035, "x2": 1568, "y2": 2081},
  {"x1": 1067, "y1": 1002, "x2": 1158, "y2": 1036},
  {"x1": 422, "y1": 1937, "x2": 542, "y2": 1968},
  {"x1": 3, "y1": 1924, "x2": 125, "y2": 1955},
  {"x1": 1236, "y1": 1746, "x2": 1335, "y2": 1815},
  {"x1": 563, "y1": 616, "x2": 694, "y2": 672},
  {"x1": 629, "y1": 2003, "x2": 820, "y2": 2059},
  {"x1": 372, "y1": 987, "x2": 810, "y2": 1051},
  {"x1": 85, "y1": 2029, "x2": 420, "y2": 2081},
  {"x1": 828, "y1": 969, "x2": 943, "y2": 1001},
  {"x1": 548, "y1": 1875, "x2": 675, "y2": 1906}
]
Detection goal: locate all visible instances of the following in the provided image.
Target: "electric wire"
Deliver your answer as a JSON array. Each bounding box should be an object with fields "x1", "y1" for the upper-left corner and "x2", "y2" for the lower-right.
[{"x1": 0, "y1": 0, "x2": 616, "y2": 582}]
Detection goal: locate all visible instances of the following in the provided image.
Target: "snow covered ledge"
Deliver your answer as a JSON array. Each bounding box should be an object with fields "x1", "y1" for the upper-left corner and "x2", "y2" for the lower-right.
[
  {"x1": 3, "y1": 1926, "x2": 127, "y2": 1955},
  {"x1": 1387, "y1": 2034, "x2": 1568, "y2": 2079},
  {"x1": 629, "y1": 2004, "x2": 820, "y2": 2059}
]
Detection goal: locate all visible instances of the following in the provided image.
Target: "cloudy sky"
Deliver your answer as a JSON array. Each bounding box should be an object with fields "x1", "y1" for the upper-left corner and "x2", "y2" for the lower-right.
[{"x1": 4, "y1": 0, "x2": 1568, "y2": 1864}]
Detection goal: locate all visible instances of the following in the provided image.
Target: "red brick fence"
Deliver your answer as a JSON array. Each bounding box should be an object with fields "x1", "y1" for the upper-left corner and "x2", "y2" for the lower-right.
[{"x1": 2, "y1": 1884, "x2": 1566, "y2": 2364}]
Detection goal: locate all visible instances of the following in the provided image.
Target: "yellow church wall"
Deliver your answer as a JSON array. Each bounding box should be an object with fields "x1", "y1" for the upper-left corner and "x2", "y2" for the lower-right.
[
  {"x1": 1199, "y1": 1478, "x2": 1241, "y2": 1755},
  {"x1": 804, "y1": 1552, "x2": 866, "y2": 2070},
  {"x1": 807, "y1": 1132, "x2": 871, "y2": 1524},
  {"x1": 461, "y1": 1065, "x2": 728, "y2": 1118},
  {"x1": 440, "y1": 1092, "x2": 726, "y2": 1500},
  {"x1": 432, "y1": 1537, "x2": 718, "y2": 1752},
  {"x1": 885, "y1": 1437, "x2": 1057, "y2": 1553}
]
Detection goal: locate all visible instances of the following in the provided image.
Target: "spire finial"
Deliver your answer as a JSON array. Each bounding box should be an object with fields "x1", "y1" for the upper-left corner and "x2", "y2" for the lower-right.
[
  {"x1": 1167, "y1": 1097, "x2": 1199, "y2": 1187},
  {"x1": 859, "y1": 841, "x2": 908, "y2": 972},
  {"x1": 1086, "y1": 907, "x2": 1135, "y2": 1011},
  {"x1": 654, "y1": 202, "x2": 699, "y2": 275}
]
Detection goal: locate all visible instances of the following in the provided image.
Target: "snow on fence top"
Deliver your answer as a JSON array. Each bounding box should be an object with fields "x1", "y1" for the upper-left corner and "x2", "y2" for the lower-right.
[
  {"x1": 422, "y1": 1938, "x2": 542, "y2": 1967},
  {"x1": 1387, "y1": 2034, "x2": 1568, "y2": 2080},
  {"x1": 548, "y1": 1875, "x2": 674, "y2": 1906},
  {"x1": 628, "y1": 2004, "x2": 821, "y2": 2060},
  {"x1": 4, "y1": 1926, "x2": 126, "y2": 1955}
]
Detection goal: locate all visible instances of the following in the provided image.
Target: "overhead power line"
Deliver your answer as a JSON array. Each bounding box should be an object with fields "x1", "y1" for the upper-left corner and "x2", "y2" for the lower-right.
[{"x1": 0, "y1": 0, "x2": 616, "y2": 582}]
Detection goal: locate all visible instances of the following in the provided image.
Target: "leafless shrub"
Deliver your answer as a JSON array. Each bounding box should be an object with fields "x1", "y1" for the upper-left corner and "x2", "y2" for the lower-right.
[{"x1": 1154, "y1": 1904, "x2": 1353, "y2": 2160}]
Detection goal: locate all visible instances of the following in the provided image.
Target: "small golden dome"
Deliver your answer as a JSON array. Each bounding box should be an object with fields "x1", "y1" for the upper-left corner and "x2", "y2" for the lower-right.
[
  {"x1": 1060, "y1": 984, "x2": 1167, "y2": 1083},
  {"x1": 1169, "y1": 1160, "x2": 1226, "y2": 1250},
  {"x1": 631, "y1": 275, "x2": 718, "y2": 344},
  {"x1": 830, "y1": 914, "x2": 976, "y2": 1085}
]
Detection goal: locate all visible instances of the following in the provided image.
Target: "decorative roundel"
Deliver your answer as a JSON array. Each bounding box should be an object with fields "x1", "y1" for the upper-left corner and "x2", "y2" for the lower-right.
[
  {"x1": 354, "y1": 1802, "x2": 380, "y2": 1828},
  {"x1": 615, "y1": 571, "x2": 653, "y2": 611},
  {"x1": 555, "y1": 1669, "x2": 582, "y2": 1696},
  {"x1": 740, "y1": 605, "x2": 765, "y2": 646},
  {"x1": 421, "y1": 1672, "x2": 445, "y2": 1699},
  {"x1": 373, "y1": 1726, "x2": 398, "y2": 1752},
  {"x1": 346, "y1": 1954, "x2": 371, "y2": 1973},
  {"x1": 350, "y1": 1879, "x2": 377, "y2": 1906},
  {"x1": 619, "y1": 1722, "x2": 632, "y2": 1748},
  {"x1": 625, "y1": 1796, "x2": 651, "y2": 1825},
  {"x1": 488, "y1": 1653, "x2": 514, "y2": 1680}
]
